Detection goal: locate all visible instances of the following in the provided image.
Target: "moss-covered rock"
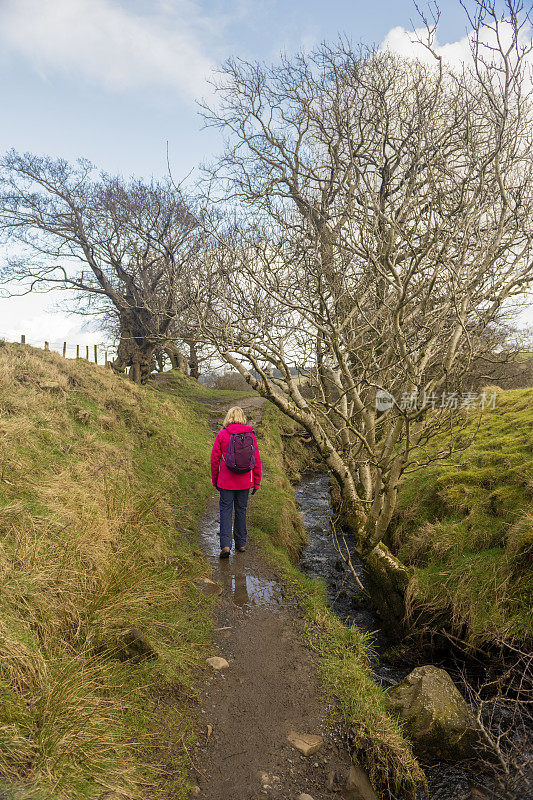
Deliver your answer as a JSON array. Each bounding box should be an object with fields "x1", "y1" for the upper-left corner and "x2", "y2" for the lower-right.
[
  {"x1": 386, "y1": 665, "x2": 480, "y2": 760},
  {"x1": 97, "y1": 624, "x2": 158, "y2": 662}
]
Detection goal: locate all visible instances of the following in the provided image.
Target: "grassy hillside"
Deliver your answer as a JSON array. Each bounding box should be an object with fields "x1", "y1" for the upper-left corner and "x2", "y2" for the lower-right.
[
  {"x1": 393, "y1": 388, "x2": 533, "y2": 647},
  {"x1": 0, "y1": 343, "x2": 244, "y2": 800}
]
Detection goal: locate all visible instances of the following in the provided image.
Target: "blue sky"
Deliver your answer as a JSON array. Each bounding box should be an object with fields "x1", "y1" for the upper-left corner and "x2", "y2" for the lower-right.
[
  {"x1": 0, "y1": 0, "x2": 477, "y2": 181},
  {"x1": 0, "y1": 0, "x2": 525, "y2": 346}
]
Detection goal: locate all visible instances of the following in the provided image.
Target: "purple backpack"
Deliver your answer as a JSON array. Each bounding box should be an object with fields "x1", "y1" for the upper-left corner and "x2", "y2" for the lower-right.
[{"x1": 224, "y1": 430, "x2": 256, "y2": 473}]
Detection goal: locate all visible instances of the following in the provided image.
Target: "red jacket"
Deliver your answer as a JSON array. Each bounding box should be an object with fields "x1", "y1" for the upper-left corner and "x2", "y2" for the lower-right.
[{"x1": 211, "y1": 424, "x2": 262, "y2": 491}]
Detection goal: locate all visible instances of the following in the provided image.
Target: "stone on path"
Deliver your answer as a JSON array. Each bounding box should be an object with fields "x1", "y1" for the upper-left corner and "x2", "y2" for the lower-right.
[
  {"x1": 259, "y1": 771, "x2": 281, "y2": 789},
  {"x1": 342, "y1": 762, "x2": 379, "y2": 800},
  {"x1": 387, "y1": 665, "x2": 480, "y2": 760},
  {"x1": 206, "y1": 656, "x2": 229, "y2": 670},
  {"x1": 198, "y1": 577, "x2": 222, "y2": 596},
  {"x1": 286, "y1": 731, "x2": 323, "y2": 756},
  {"x1": 298, "y1": 794, "x2": 315, "y2": 800},
  {"x1": 259, "y1": 771, "x2": 271, "y2": 789}
]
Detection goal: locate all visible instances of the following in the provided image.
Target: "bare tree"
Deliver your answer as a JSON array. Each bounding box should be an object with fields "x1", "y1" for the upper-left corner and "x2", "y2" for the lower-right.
[
  {"x1": 0, "y1": 152, "x2": 207, "y2": 383},
  {"x1": 460, "y1": 638, "x2": 533, "y2": 799},
  {"x1": 200, "y1": 0, "x2": 533, "y2": 627}
]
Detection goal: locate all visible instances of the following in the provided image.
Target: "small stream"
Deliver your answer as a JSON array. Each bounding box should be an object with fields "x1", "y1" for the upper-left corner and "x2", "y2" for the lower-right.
[{"x1": 295, "y1": 473, "x2": 505, "y2": 800}]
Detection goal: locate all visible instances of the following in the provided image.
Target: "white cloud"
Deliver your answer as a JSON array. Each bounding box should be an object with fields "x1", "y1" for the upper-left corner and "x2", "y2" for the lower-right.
[
  {"x1": 0, "y1": 291, "x2": 111, "y2": 351},
  {"x1": 381, "y1": 25, "x2": 470, "y2": 66},
  {"x1": 382, "y1": 16, "x2": 532, "y2": 76},
  {"x1": 0, "y1": 0, "x2": 215, "y2": 99}
]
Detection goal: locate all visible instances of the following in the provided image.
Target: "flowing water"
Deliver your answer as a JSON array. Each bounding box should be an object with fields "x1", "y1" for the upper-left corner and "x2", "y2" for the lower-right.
[{"x1": 295, "y1": 472, "x2": 509, "y2": 800}]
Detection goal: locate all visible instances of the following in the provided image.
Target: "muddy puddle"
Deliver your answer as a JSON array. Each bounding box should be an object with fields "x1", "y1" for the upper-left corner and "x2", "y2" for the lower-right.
[
  {"x1": 295, "y1": 472, "x2": 506, "y2": 800},
  {"x1": 200, "y1": 502, "x2": 284, "y2": 611}
]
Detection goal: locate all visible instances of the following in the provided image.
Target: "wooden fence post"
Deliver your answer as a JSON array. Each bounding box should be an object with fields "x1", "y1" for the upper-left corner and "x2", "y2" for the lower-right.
[
  {"x1": 63, "y1": 342, "x2": 67, "y2": 358},
  {"x1": 94, "y1": 344, "x2": 98, "y2": 364},
  {"x1": 21, "y1": 335, "x2": 25, "y2": 345},
  {"x1": 76, "y1": 345, "x2": 80, "y2": 359},
  {"x1": 44, "y1": 341, "x2": 49, "y2": 351},
  {"x1": 85, "y1": 345, "x2": 89, "y2": 360}
]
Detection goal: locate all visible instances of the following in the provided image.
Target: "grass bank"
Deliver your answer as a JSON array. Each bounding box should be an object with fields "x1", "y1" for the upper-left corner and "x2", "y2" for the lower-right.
[
  {"x1": 250, "y1": 405, "x2": 425, "y2": 799},
  {"x1": 0, "y1": 343, "x2": 248, "y2": 800},
  {"x1": 394, "y1": 388, "x2": 533, "y2": 648}
]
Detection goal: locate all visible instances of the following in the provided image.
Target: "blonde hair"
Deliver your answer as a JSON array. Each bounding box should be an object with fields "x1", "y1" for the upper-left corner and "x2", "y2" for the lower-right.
[{"x1": 223, "y1": 406, "x2": 247, "y2": 427}]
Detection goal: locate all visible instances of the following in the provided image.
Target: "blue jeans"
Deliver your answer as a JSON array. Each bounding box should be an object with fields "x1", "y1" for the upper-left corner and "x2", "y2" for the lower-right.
[{"x1": 219, "y1": 489, "x2": 250, "y2": 549}]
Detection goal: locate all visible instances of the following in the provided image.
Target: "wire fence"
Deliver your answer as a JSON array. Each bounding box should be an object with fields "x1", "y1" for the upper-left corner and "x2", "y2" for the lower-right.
[{"x1": 1, "y1": 333, "x2": 116, "y2": 366}]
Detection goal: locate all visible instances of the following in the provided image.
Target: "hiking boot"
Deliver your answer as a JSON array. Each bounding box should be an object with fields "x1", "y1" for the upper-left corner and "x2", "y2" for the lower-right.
[
  {"x1": 219, "y1": 547, "x2": 231, "y2": 559},
  {"x1": 236, "y1": 546, "x2": 246, "y2": 553}
]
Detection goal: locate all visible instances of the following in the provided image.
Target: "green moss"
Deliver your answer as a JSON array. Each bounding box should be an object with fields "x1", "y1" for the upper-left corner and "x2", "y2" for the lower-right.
[{"x1": 395, "y1": 389, "x2": 533, "y2": 645}]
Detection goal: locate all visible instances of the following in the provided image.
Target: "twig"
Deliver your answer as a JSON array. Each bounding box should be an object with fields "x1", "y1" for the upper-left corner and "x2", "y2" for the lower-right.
[{"x1": 222, "y1": 750, "x2": 247, "y2": 760}]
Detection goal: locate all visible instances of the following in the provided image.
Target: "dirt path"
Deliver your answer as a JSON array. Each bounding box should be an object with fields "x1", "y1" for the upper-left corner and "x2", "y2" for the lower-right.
[{"x1": 192, "y1": 397, "x2": 351, "y2": 800}]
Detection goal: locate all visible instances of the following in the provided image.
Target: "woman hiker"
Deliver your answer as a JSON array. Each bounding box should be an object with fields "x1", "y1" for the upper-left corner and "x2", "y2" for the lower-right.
[{"x1": 210, "y1": 406, "x2": 261, "y2": 559}]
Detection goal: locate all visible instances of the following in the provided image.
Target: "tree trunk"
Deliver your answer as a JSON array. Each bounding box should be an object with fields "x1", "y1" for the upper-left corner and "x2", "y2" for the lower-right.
[
  {"x1": 187, "y1": 338, "x2": 200, "y2": 380},
  {"x1": 112, "y1": 325, "x2": 155, "y2": 385},
  {"x1": 164, "y1": 344, "x2": 188, "y2": 375},
  {"x1": 362, "y1": 543, "x2": 411, "y2": 639},
  {"x1": 340, "y1": 485, "x2": 411, "y2": 638}
]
